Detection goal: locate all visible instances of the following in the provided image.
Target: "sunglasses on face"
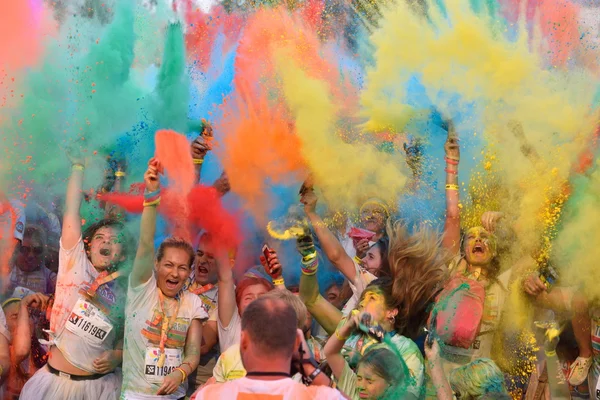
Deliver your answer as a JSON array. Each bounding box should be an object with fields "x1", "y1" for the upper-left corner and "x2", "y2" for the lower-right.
[{"x1": 19, "y1": 246, "x2": 44, "y2": 256}]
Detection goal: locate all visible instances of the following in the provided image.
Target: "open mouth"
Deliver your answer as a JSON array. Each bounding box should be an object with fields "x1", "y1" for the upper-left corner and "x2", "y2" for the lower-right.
[
  {"x1": 197, "y1": 265, "x2": 209, "y2": 274},
  {"x1": 165, "y1": 279, "x2": 179, "y2": 290},
  {"x1": 472, "y1": 244, "x2": 485, "y2": 254},
  {"x1": 99, "y1": 248, "x2": 111, "y2": 257}
]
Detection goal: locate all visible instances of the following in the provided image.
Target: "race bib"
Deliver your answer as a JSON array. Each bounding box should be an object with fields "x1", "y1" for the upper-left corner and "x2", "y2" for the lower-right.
[
  {"x1": 144, "y1": 347, "x2": 182, "y2": 384},
  {"x1": 65, "y1": 298, "x2": 113, "y2": 345}
]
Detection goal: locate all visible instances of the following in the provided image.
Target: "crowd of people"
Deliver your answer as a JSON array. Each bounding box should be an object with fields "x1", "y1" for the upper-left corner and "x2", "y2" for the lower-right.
[{"x1": 0, "y1": 124, "x2": 594, "y2": 400}]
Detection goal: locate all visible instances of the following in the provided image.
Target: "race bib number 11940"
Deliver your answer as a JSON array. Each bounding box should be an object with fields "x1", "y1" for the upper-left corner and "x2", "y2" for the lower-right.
[
  {"x1": 144, "y1": 347, "x2": 182, "y2": 384},
  {"x1": 65, "y1": 298, "x2": 113, "y2": 345}
]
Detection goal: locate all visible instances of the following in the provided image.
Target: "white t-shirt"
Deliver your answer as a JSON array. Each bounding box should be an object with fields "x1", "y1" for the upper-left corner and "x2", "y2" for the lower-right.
[
  {"x1": 51, "y1": 237, "x2": 121, "y2": 372},
  {"x1": 341, "y1": 261, "x2": 377, "y2": 316},
  {"x1": 121, "y1": 273, "x2": 208, "y2": 400},
  {"x1": 217, "y1": 301, "x2": 241, "y2": 352},
  {"x1": 194, "y1": 377, "x2": 346, "y2": 400}
]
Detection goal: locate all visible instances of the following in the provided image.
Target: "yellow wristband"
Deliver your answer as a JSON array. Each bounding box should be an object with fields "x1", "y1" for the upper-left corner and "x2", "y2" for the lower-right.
[
  {"x1": 143, "y1": 198, "x2": 161, "y2": 207},
  {"x1": 193, "y1": 158, "x2": 204, "y2": 165},
  {"x1": 273, "y1": 277, "x2": 285, "y2": 286},
  {"x1": 174, "y1": 367, "x2": 187, "y2": 384},
  {"x1": 72, "y1": 164, "x2": 85, "y2": 171},
  {"x1": 445, "y1": 184, "x2": 460, "y2": 191},
  {"x1": 115, "y1": 171, "x2": 126, "y2": 177},
  {"x1": 335, "y1": 329, "x2": 349, "y2": 341}
]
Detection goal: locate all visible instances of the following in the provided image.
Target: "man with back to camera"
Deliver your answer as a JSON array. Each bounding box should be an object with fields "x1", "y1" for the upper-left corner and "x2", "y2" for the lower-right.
[{"x1": 193, "y1": 296, "x2": 348, "y2": 399}]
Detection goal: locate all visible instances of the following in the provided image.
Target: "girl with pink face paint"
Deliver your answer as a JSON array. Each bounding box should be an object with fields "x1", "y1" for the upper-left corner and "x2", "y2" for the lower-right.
[{"x1": 436, "y1": 125, "x2": 513, "y2": 382}]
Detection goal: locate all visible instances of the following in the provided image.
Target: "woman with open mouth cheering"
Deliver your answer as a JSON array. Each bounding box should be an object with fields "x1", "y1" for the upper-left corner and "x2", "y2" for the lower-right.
[
  {"x1": 120, "y1": 157, "x2": 207, "y2": 400},
  {"x1": 21, "y1": 148, "x2": 134, "y2": 400}
]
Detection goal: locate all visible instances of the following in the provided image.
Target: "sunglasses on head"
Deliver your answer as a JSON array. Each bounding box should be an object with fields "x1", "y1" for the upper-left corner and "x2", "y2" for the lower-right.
[{"x1": 20, "y1": 246, "x2": 44, "y2": 256}]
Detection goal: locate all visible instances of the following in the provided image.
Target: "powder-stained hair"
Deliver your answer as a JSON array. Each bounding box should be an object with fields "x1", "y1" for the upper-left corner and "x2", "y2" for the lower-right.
[
  {"x1": 386, "y1": 221, "x2": 451, "y2": 339},
  {"x1": 264, "y1": 289, "x2": 308, "y2": 330},
  {"x1": 449, "y1": 358, "x2": 509, "y2": 399},
  {"x1": 241, "y1": 297, "x2": 298, "y2": 358},
  {"x1": 156, "y1": 237, "x2": 195, "y2": 267}
]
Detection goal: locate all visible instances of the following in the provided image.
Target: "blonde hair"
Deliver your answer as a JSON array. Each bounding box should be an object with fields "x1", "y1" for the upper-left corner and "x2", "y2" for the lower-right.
[
  {"x1": 264, "y1": 289, "x2": 308, "y2": 330},
  {"x1": 449, "y1": 358, "x2": 508, "y2": 399},
  {"x1": 386, "y1": 221, "x2": 451, "y2": 339}
]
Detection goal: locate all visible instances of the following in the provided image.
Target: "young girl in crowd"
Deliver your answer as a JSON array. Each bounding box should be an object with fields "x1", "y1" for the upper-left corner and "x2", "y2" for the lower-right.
[
  {"x1": 21, "y1": 152, "x2": 133, "y2": 400},
  {"x1": 325, "y1": 308, "x2": 410, "y2": 400},
  {"x1": 301, "y1": 190, "x2": 390, "y2": 317},
  {"x1": 120, "y1": 158, "x2": 207, "y2": 399}
]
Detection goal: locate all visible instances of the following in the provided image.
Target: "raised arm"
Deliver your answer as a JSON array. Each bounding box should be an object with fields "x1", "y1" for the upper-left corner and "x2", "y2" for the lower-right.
[
  {"x1": 323, "y1": 312, "x2": 358, "y2": 380},
  {"x1": 442, "y1": 125, "x2": 461, "y2": 254},
  {"x1": 217, "y1": 251, "x2": 236, "y2": 328},
  {"x1": 300, "y1": 190, "x2": 357, "y2": 282},
  {"x1": 425, "y1": 338, "x2": 453, "y2": 400},
  {"x1": 62, "y1": 147, "x2": 86, "y2": 250},
  {"x1": 191, "y1": 129, "x2": 211, "y2": 183},
  {"x1": 130, "y1": 158, "x2": 161, "y2": 288},
  {"x1": 297, "y1": 235, "x2": 342, "y2": 335}
]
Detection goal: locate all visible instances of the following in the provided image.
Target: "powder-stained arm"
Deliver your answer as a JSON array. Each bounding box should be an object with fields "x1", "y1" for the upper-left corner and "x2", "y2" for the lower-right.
[
  {"x1": 301, "y1": 190, "x2": 357, "y2": 282},
  {"x1": 442, "y1": 125, "x2": 461, "y2": 254},
  {"x1": 62, "y1": 148, "x2": 85, "y2": 250},
  {"x1": 131, "y1": 158, "x2": 160, "y2": 287}
]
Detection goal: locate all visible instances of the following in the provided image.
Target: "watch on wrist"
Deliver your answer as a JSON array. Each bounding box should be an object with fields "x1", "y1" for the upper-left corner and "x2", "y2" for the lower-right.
[{"x1": 301, "y1": 357, "x2": 323, "y2": 385}]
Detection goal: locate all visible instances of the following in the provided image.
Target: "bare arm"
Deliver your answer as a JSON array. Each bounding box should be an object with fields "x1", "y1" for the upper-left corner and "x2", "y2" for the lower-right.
[
  {"x1": 131, "y1": 159, "x2": 161, "y2": 288},
  {"x1": 442, "y1": 132, "x2": 461, "y2": 254},
  {"x1": 301, "y1": 191, "x2": 357, "y2": 282},
  {"x1": 323, "y1": 316, "x2": 355, "y2": 380},
  {"x1": 182, "y1": 319, "x2": 203, "y2": 373},
  {"x1": 200, "y1": 320, "x2": 218, "y2": 355},
  {"x1": 425, "y1": 339, "x2": 453, "y2": 400},
  {"x1": 217, "y1": 253, "x2": 236, "y2": 328},
  {"x1": 62, "y1": 160, "x2": 85, "y2": 251}
]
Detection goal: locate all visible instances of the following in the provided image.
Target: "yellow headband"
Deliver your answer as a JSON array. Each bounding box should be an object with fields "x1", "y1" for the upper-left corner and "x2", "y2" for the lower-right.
[{"x1": 2, "y1": 298, "x2": 21, "y2": 309}]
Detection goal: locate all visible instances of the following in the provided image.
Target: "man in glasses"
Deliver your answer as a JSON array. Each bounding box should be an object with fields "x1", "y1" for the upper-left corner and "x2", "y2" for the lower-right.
[{"x1": 8, "y1": 225, "x2": 57, "y2": 296}]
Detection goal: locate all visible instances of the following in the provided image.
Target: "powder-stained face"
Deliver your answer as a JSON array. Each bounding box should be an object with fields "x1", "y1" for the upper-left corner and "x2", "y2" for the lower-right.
[
  {"x1": 356, "y1": 364, "x2": 389, "y2": 400},
  {"x1": 359, "y1": 289, "x2": 390, "y2": 327},
  {"x1": 360, "y1": 203, "x2": 387, "y2": 234},
  {"x1": 238, "y1": 284, "x2": 270, "y2": 315},
  {"x1": 88, "y1": 226, "x2": 126, "y2": 271},
  {"x1": 194, "y1": 242, "x2": 218, "y2": 286},
  {"x1": 463, "y1": 226, "x2": 497, "y2": 267}
]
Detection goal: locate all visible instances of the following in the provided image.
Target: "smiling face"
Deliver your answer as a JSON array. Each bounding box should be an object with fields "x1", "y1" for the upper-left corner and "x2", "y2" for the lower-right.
[
  {"x1": 360, "y1": 202, "x2": 387, "y2": 234},
  {"x1": 356, "y1": 363, "x2": 389, "y2": 400},
  {"x1": 463, "y1": 226, "x2": 497, "y2": 267},
  {"x1": 156, "y1": 247, "x2": 193, "y2": 298},
  {"x1": 88, "y1": 226, "x2": 125, "y2": 271},
  {"x1": 194, "y1": 242, "x2": 218, "y2": 286},
  {"x1": 361, "y1": 244, "x2": 383, "y2": 276}
]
